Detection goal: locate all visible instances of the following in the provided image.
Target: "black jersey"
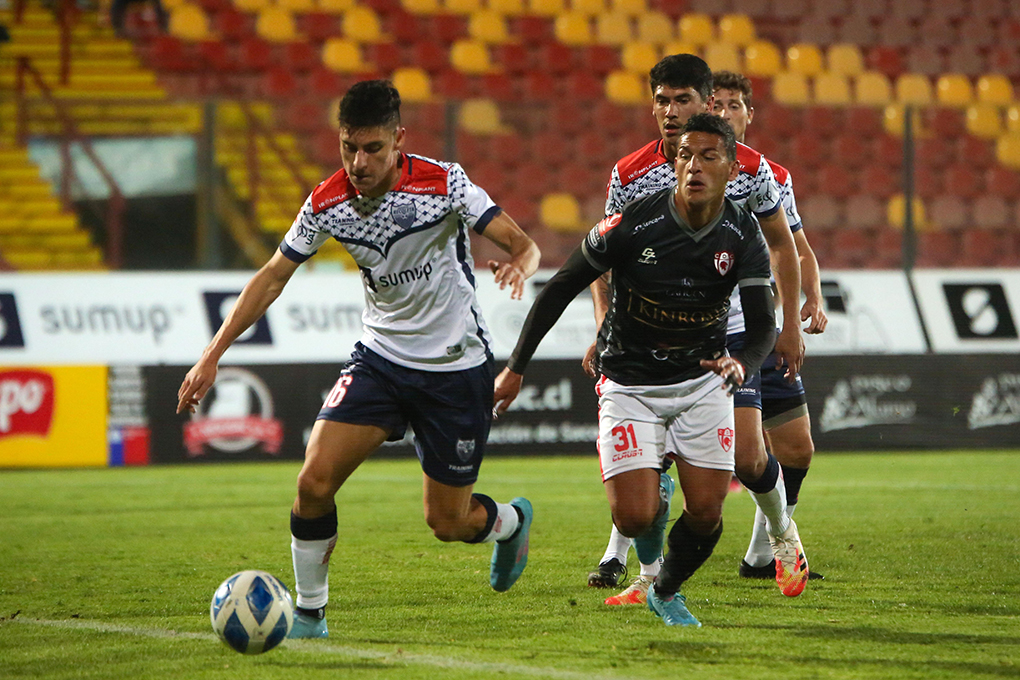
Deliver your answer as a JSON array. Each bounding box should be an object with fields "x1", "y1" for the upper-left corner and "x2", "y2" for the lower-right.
[{"x1": 581, "y1": 189, "x2": 772, "y2": 386}]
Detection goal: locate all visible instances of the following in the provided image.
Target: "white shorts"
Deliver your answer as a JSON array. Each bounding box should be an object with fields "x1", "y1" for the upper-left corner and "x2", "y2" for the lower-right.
[{"x1": 596, "y1": 371, "x2": 736, "y2": 481}]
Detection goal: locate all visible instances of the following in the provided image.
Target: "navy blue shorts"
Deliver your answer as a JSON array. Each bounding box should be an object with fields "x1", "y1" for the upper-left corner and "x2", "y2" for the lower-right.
[
  {"x1": 727, "y1": 332, "x2": 806, "y2": 424},
  {"x1": 317, "y1": 343, "x2": 494, "y2": 487}
]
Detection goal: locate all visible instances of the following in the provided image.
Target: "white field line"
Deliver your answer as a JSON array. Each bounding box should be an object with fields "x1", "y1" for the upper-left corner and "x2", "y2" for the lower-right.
[{"x1": 13, "y1": 617, "x2": 644, "y2": 680}]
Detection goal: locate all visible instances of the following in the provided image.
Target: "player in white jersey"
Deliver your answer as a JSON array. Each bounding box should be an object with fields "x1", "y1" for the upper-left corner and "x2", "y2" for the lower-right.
[
  {"x1": 585, "y1": 55, "x2": 810, "y2": 604},
  {"x1": 712, "y1": 70, "x2": 828, "y2": 580},
  {"x1": 177, "y1": 81, "x2": 541, "y2": 637}
]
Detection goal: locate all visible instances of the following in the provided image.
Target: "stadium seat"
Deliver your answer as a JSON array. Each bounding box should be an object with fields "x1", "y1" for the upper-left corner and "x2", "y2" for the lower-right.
[
  {"x1": 1009, "y1": 106, "x2": 1020, "y2": 134},
  {"x1": 168, "y1": 4, "x2": 211, "y2": 41},
  {"x1": 882, "y1": 104, "x2": 926, "y2": 137},
  {"x1": 854, "y1": 71, "x2": 892, "y2": 106},
  {"x1": 886, "y1": 194, "x2": 926, "y2": 231},
  {"x1": 814, "y1": 72, "x2": 851, "y2": 105},
  {"x1": 449, "y1": 39, "x2": 494, "y2": 74},
  {"x1": 917, "y1": 15, "x2": 956, "y2": 49},
  {"x1": 844, "y1": 194, "x2": 884, "y2": 228},
  {"x1": 860, "y1": 160, "x2": 899, "y2": 199},
  {"x1": 322, "y1": 38, "x2": 371, "y2": 72},
  {"x1": 867, "y1": 46, "x2": 904, "y2": 79},
  {"x1": 526, "y1": 0, "x2": 566, "y2": 16},
  {"x1": 610, "y1": 0, "x2": 646, "y2": 16},
  {"x1": 592, "y1": 12, "x2": 632, "y2": 45},
  {"x1": 795, "y1": 16, "x2": 834, "y2": 46},
  {"x1": 845, "y1": 106, "x2": 882, "y2": 138},
  {"x1": 972, "y1": 195, "x2": 1010, "y2": 229},
  {"x1": 827, "y1": 43, "x2": 864, "y2": 76},
  {"x1": 571, "y1": 0, "x2": 608, "y2": 16},
  {"x1": 263, "y1": 66, "x2": 299, "y2": 99},
  {"x1": 830, "y1": 227, "x2": 872, "y2": 268},
  {"x1": 797, "y1": 195, "x2": 841, "y2": 230},
  {"x1": 255, "y1": 7, "x2": 299, "y2": 43},
  {"x1": 989, "y1": 46, "x2": 1020, "y2": 80},
  {"x1": 965, "y1": 104, "x2": 1003, "y2": 139},
  {"x1": 961, "y1": 227, "x2": 1016, "y2": 266},
  {"x1": 976, "y1": 74, "x2": 1014, "y2": 105},
  {"x1": 457, "y1": 98, "x2": 505, "y2": 134},
  {"x1": 391, "y1": 67, "x2": 432, "y2": 101},
  {"x1": 877, "y1": 17, "x2": 915, "y2": 49},
  {"x1": 662, "y1": 40, "x2": 699, "y2": 61},
  {"x1": 986, "y1": 165, "x2": 1020, "y2": 201},
  {"x1": 832, "y1": 134, "x2": 867, "y2": 169},
  {"x1": 717, "y1": 13, "x2": 754, "y2": 46},
  {"x1": 446, "y1": 0, "x2": 483, "y2": 13},
  {"x1": 215, "y1": 8, "x2": 250, "y2": 41},
  {"x1": 703, "y1": 43, "x2": 740, "y2": 72},
  {"x1": 492, "y1": 43, "x2": 529, "y2": 75},
  {"x1": 791, "y1": 134, "x2": 827, "y2": 169},
  {"x1": 836, "y1": 16, "x2": 876, "y2": 48},
  {"x1": 771, "y1": 71, "x2": 810, "y2": 106},
  {"x1": 604, "y1": 70, "x2": 644, "y2": 104},
  {"x1": 916, "y1": 231, "x2": 959, "y2": 267},
  {"x1": 958, "y1": 17, "x2": 997, "y2": 49},
  {"x1": 912, "y1": 166, "x2": 944, "y2": 201},
  {"x1": 915, "y1": 135, "x2": 952, "y2": 167},
  {"x1": 277, "y1": 0, "x2": 314, "y2": 10},
  {"x1": 239, "y1": 36, "x2": 274, "y2": 71},
  {"x1": 233, "y1": 0, "x2": 270, "y2": 12},
  {"x1": 804, "y1": 106, "x2": 842, "y2": 136},
  {"x1": 677, "y1": 13, "x2": 714, "y2": 46},
  {"x1": 467, "y1": 11, "x2": 511, "y2": 43},
  {"x1": 540, "y1": 193, "x2": 583, "y2": 232},
  {"x1": 554, "y1": 12, "x2": 593, "y2": 45},
  {"x1": 995, "y1": 134, "x2": 1020, "y2": 170},
  {"x1": 487, "y1": 0, "x2": 525, "y2": 15},
  {"x1": 742, "y1": 40, "x2": 782, "y2": 77},
  {"x1": 579, "y1": 45, "x2": 619, "y2": 74},
  {"x1": 621, "y1": 42, "x2": 658, "y2": 75},
  {"x1": 341, "y1": 6, "x2": 385, "y2": 42},
  {"x1": 564, "y1": 71, "x2": 604, "y2": 100},
  {"x1": 318, "y1": 0, "x2": 355, "y2": 11},
  {"x1": 786, "y1": 43, "x2": 824, "y2": 76},
  {"x1": 927, "y1": 108, "x2": 965, "y2": 138},
  {"x1": 927, "y1": 195, "x2": 969, "y2": 231},
  {"x1": 935, "y1": 74, "x2": 974, "y2": 108},
  {"x1": 282, "y1": 41, "x2": 318, "y2": 72},
  {"x1": 635, "y1": 11, "x2": 674, "y2": 45},
  {"x1": 906, "y1": 46, "x2": 945, "y2": 77},
  {"x1": 894, "y1": 74, "x2": 933, "y2": 105}
]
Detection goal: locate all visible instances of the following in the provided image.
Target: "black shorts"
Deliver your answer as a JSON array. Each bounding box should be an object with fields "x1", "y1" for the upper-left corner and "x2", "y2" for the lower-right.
[
  {"x1": 727, "y1": 332, "x2": 807, "y2": 427},
  {"x1": 317, "y1": 343, "x2": 494, "y2": 487}
]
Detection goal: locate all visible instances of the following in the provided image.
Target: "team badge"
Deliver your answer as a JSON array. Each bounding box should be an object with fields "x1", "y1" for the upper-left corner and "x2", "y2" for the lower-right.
[
  {"x1": 714, "y1": 251, "x2": 734, "y2": 276},
  {"x1": 586, "y1": 213, "x2": 621, "y2": 253},
  {"x1": 717, "y1": 427, "x2": 734, "y2": 452},
  {"x1": 391, "y1": 201, "x2": 416, "y2": 229}
]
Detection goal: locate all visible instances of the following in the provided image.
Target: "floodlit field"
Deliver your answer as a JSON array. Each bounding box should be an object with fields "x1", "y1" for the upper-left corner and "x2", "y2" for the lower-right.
[{"x1": 1, "y1": 452, "x2": 1018, "y2": 680}]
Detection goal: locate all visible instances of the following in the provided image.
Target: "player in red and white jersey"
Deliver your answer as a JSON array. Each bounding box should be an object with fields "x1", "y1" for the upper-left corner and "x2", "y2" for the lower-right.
[
  {"x1": 713, "y1": 70, "x2": 828, "y2": 581},
  {"x1": 178, "y1": 81, "x2": 541, "y2": 637},
  {"x1": 587, "y1": 55, "x2": 810, "y2": 604}
]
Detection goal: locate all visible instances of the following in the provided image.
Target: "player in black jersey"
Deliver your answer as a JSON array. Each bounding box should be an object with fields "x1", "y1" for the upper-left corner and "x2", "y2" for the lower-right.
[{"x1": 494, "y1": 114, "x2": 777, "y2": 627}]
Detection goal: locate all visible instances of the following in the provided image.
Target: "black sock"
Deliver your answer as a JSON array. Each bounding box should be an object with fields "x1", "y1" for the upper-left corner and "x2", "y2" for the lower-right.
[
  {"x1": 737, "y1": 452, "x2": 780, "y2": 494},
  {"x1": 465, "y1": 493, "x2": 498, "y2": 544},
  {"x1": 290, "y1": 507, "x2": 337, "y2": 541},
  {"x1": 654, "y1": 515, "x2": 723, "y2": 597},
  {"x1": 781, "y1": 465, "x2": 809, "y2": 506}
]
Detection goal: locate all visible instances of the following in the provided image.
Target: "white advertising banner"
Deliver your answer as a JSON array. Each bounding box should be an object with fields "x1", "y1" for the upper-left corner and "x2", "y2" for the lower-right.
[{"x1": 912, "y1": 269, "x2": 1020, "y2": 353}]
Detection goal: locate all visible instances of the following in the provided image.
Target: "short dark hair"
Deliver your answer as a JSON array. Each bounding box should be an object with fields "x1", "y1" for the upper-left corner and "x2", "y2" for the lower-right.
[
  {"x1": 649, "y1": 53, "x2": 713, "y2": 101},
  {"x1": 713, "y1": 70, "x2": 754, "y2": 109},
  {"x1": 681, "y1": 113, "x2": 737, "y2": 161},
  {"x1": 338, "y1": 79, "x2": 401, "y2": 130}
]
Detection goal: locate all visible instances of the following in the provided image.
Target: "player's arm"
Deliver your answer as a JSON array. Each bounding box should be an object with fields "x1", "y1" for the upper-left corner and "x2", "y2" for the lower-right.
[
  {"x1": 495, "y1": 245, "x2": 602, "y2": 414},
  {"x1": 480, "y1": 210, "x2": 540, "y2": 300},
  {"x1": 757, "y1": 208, "x2": 804, "y2": 378},
  {"x1": 177, "y1": 250, "x2": 300, "y2": 413},
  {"x1": 793, "y1": 229, "x2": 827, "y2": 334}
]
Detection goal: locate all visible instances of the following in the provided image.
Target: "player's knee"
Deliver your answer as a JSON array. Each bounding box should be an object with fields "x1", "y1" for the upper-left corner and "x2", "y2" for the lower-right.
[
  {"x1": 782, "y1": 437, "x2": 814, "y2": 467},
  {"x1": 296, "y1": 467, "x2": 335, "y2": 506},
  {"x1": 612, "y1": 508, "x2": 656, "y2": 539},
  {"x1": 682, "y1": 505, "x2": 722, "y2": 534}
]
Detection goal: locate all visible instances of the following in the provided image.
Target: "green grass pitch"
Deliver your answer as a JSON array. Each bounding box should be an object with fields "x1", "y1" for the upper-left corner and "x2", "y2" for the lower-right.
[{"x1": 1, "y1": 451, "x2": 1018, "y2": 680}]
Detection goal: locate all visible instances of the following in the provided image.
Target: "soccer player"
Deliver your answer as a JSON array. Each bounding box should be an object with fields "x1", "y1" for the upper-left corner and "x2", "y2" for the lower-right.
[
  {"x1": 585, "y1": 54, "x2": 809, "y2": 604},
  {"x1": 177, "y1": 80, "x2": 541, "y2": 638},
  {"x1": 495, "y1": 113, "x2": 778, "y2": 627},
  {"x1": 712, "y1": 70, "x2": 828, "y2": 580}
]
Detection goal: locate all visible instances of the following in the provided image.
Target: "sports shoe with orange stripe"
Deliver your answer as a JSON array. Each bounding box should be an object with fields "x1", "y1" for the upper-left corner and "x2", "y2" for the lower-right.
[
  {"x1": 604, "y1": 576, "x2": 652, "y2": 606},
  {"x1": 769, "y1": 518, "x2": 809, "y2": 597}
]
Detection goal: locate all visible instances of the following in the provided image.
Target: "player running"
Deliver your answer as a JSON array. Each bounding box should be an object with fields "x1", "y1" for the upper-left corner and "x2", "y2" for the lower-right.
[
  {"x1": 712, "y1": 70, "x2": 828, "y2": 580},
  {"x1": 585, "y1": 54, "x2": 809, "y2": 604},
  {"x1": 496, "y1": 113, "x2": 778, "y2": 626},
  {"x1": 177, "y1": 80, "x2": 540, "y2": 638}
]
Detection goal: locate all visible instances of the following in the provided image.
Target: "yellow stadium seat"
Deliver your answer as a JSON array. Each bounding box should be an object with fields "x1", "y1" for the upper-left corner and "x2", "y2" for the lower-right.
[
  {"x1": 276, "y1": 0, "x2": 315, "y2": 11},
  {"x1": 162, "y1": 0, "x2": 188, "y2": 9},
  {"x1": 786, "y1": 43, "x2": 824, "y2": 76},
  {"x1": 604, "y1": 70, "x2": 645, "y2": 104},
  {"x1": 526, "y1": 0, "x2": 565, "y2": 16},
  {"x1": 772, "y1": 71, "x2": 810, "y2": 105},
  {"x1": 704, "y1": 42, "x2": 740, "y2": 72},
  {"x1": 168, "y1": 4, "x2": 210, "y2": 42},
  {"x1": 233, "y1": 0, "x2": 270, "y2": 12},
  {"x1": 814, "y1": 72, "x2": 851, "y2": 105},
  {"x1": 256, "y1": 7, "x2": 298, "y2": 43},
  {"x1": 341, "y1": 6, "x2": 384, "y2": 42},
  {"x1": 595, "y1": 12, "x2": 633, "y2": 45},
  {"x1": 570, "y1": 0, "x2": 607, "y2": 16},
  {"x1": 882, "y1": 104, "x2": 924, "y2": 137},
  {"x1": 965, "y1": 103, "x2": 1003, "y2": 138},
  {"x1": 322, "y1": 38, "x2": 370, "y2": 72},
  {"x1": 318, "y1": 0, "x2": 356, "y2": 13},
  {"x1": 468, "y1": 10, "x2": 511, "y2": 43},
  {"x1": 391, "y1": 67, "x2": 432, "y2": 102},
  {"x1": 827, "y1": 43, "x2": 864, "y2": 76},
  {"x1": 677, "y1": 13, "x2": 713, "y2": 46},
  {"x1": 887, "y1": 195, "x2": 926, "y2": 231},
  {"x1": 742, "y1": 40, "x2": 782, "y2": 77},
  {"x1": 661, "y1": 41, "x2": 698, "y2": 60},
  {"x1": 449, "y1": 39, "x2": 494, "y2": 73},
  {"x1": 458, "y1": 98, "x2": 504, "y2": 134},
  {"x1": 634, "y1": 11, "x2": 674, "y2": 45},
  {"x1": 486, "y1": 0, "x2": 525, "y2": 15},
  {"x1": 540, "y1": 193, "x2": 582, "y2": 233},
  {"x1": 1008, "y1": 105, "x2": 1020, "y2": 134},
  {"x1": 446, "y1": 0, "x2": 483, "y2": 13},
  {"x1": 854, "y1": 71, "x2": 892, "y2": 106},
  {"x1": 401, "y1": 0, "x2": 441, "y2": 14},
  {"x1": 996, "y1": 134, "x2": 1020, "y2": 170},
  {"x1": 976, "y1": 74, "x2": 1014, "y2": 105},
  {"x1": 621, "y1": 41, "x2": 659, "y2": 75},
  {"x1": 895, "y1": 74, "x2": 933, "y2": 105},
  {"x1": 936, "y1": 74, "x2": 974, "y2": 108},
  {"x1": 717, "y1": 13, "x2": 754, "y2": 47},
  {"x1": 611, "y1": 0, "x2": 646, "y2": 16},
  {"x1": 554, "y1": 12, "x2": 593, "y2": 45}
]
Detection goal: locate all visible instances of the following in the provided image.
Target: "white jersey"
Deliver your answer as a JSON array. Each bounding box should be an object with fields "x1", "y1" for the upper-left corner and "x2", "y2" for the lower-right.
[
  {"x1": 604, "y1": 139, "x2": 783, "y2": 334},
  {"x1": 282, "y1": 153, "x2": 500, "y2": 371}
]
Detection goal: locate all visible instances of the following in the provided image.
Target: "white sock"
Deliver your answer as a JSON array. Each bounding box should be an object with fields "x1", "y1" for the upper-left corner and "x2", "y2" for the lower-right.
[
  {"x1": 743, "y1": 506, "x2": 773, "y2": 567},
  {"x1": 480, "y1": 501, "x2": 521, "y2": 543},
  {"x1": 749, "y1": 470, "x2": 790, "y2": 537},
  {"x1": 601, "y1": 523, "x2": 633, "y2": 565},
  {"x1": 291, "y1": 535, "x2": 336, "y2": 610},
  {"x1": 639, "y1": 557, "x2": 661, "y2": 580}
]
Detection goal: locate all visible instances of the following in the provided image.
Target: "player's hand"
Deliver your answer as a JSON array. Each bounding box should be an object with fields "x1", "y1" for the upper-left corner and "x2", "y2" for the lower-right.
[
  {"x1": 773, "y1": 326, "x2": 805, "y2": 382},
  {"x1": 700, "y1": 357, "x2": 746, "y2": 395},
  {"x1": 488, "y1": 260, "x2": 527, "y2": 300},
  {"x1": 492, "y1": 367, "x2": 523, "y2": 418},
  {"x1": 801, "y1": 298, "x2": 828, "y2": 335},
  {"x1": 177, "y1": 359, "x2": 217, "y2": 414},
  {"x1": 581, "y1": 341, "x2": 599, "y2": 378}
]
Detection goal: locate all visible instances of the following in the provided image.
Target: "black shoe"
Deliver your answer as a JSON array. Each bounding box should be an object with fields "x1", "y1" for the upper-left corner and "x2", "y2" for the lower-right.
[
  {"x1": 739, "y1": 559, "x2": 824, "y2": 580},
  {"x1": 587, "y1": 557, "x2": 628, "y2": 588}
]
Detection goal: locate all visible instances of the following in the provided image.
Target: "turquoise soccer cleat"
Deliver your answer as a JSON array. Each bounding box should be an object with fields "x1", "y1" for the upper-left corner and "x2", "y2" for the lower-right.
[
  {"x1": 634, "y1": 472, "x2": 675, "y2": 566},
  {"x1": 647, "y1": 587, "x2": 701, "y2": 628},
  {"x1": 490, "y1": 497, "x2": 533, "y2": 592},
  {"x1": 287, "y1": 611, "x2": 329, "y2": 639}
]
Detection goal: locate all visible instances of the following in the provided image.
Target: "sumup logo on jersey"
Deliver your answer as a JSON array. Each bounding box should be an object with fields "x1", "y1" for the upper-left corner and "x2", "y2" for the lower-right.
[{"x1": 183, "y1": 367, "x2": 283, "y2": 456}]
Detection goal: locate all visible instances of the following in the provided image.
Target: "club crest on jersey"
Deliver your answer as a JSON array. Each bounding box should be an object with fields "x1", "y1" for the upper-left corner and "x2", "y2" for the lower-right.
[
  {"x1": 586, "y1": 213, "x2": 621, "y2": 253},
  {"x1": 717, "y1": 427, "x2": 734, "y2": 452},
  {"x1": 391, "y1": 201, "x2": 416, "y2": 229},
  {"x1": 714, "y1": 251, "x2": 734, "y2": 276}
]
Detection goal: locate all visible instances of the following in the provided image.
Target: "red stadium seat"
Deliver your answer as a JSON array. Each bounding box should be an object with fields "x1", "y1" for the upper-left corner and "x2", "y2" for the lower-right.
[
  {"x1": 591, "y1": 100, "x2": 630, "y2": 135},
  {"x1": 363, "y1": 44, "x2": 401, "y2": 73},
  {"x1": 844, "y1": 194, "x2": 884, "y2": 229},
  {"x1": 434, "y1": 70, "x2": 473, "y2": 98},
  {"x1": 579, "y1": 45, "x2": 620, "y2": 75},
  {"x1": 914, "y1": 137, "x2": 953, "y2": 168},
  {"x1": 849, "y1": 0, "x2": 886, "y2": 21},
  {"x1": 411, "y1": 42, "x2": 448, "y2": 74},
  {"x1": 889, "y1": 0, "x2": 925, "y2": 22},
  {"x1": 860, "y1": 163, "x2": 899, "y2": 200},
  {"x1": 942, "y1": 162, "x2": 984, "y2": 200},
  {"x1": 239, "y1": 37, "x2": 273, "y2": 72},
  {"x1": 815, "y1": 164, "x2": 854, "y2": 200},
  {"x1": 845, "y1": 107, "x2": 882, "y2": 139},
  {"x1": 958, "y1": 17, "x2": 997, "y2": 49},
  {"x1": 492, "y1": 43, "x2": 530, "y2": 75},
  {"x1": 955, "y1": 135, "x2": 994, "y2": 170},
  {"x1": 516, "y1": 16, "x2": 552, "y2": 44},
  {"x1": 309, "y1": 65, "x2": 344, "y2": 98},
  {"x1": 832, "y1": 134, "x2": 868, "y2": 169},
  {"x1": 972, "y1": 196, "x2": 1011, "y2": 229},
  {"x1": 906, "y1": 45, "x2": 946, "y2": 77},
  {"x1": 196, "y1": 39, "x2": 236, "y2": 72},
  {"x1": 479, "y1": 73, "x2": 516, "y2": 101},
  {"x1": 283, "y1": 41, "x2": 318, "y2": 72},
  {"x1": 387, "y1": 10, "x2": 419, "y2": 43},
  {"x1": 521, "y1": 70, "x2": 559, "y2": 101},
  {"x1": 867, "y1": 46, "x2": 904, "y2": 79},
  {"x1": 298, "y1": 12, "x2": 338, "y2": 42},
  {"x1": 927, "y1": 108, "x2": 965, "y2": 138},
  {"x1": 988, "y1": 47, "x2": 1020, "y2": 80},
  {"x1": 803, "y1": 106, "x2": 842, "y2": 137},
  {"x1": 945, "y1": 45, "x2": 987, "y2": 78},
  {"x1": 912, "y1": 167, "x2": 943, "y2": 200},
  {"x1": 563, "y1": 72, "x2": 603, "y2": 100},
  {"x1": 928, "y1": 195, "x2": 969, "y2": 231},
  {"x1": 961, "y1": 227, "x2": 1016, "y2": 266},
  {"x1": 149, "y1": 35, "x2": 192, "y2": 72},
  {"x1": 263, "y1": 67, "x2": 299, "y2": 99},
  {"x1": 215, "y1": 8, "x2": 250, "y2": 42},
  {"x1": 284, "y1": 100, "x2": 327, "y2": 134},
  {"x1": 796, "y1": 17, "x2": 835, "y2": 46},
  {"x1": 512, "y1": 161, "x2": 552, "y2": 199},
  {"x1": 790, "y1": 134, "x2": 828, "y2": 170},
  {"x1": 837, "y1": 16, "x2": 876, "y2": 48},
  {"x1": 488, "y1": 134, "x2": 521, "y2": 168},
  {"x1": 427, "y1": 15, "x2": 468, "y2": 44},
  {"x1": 758, "y1": 103, "x2": 800, "y2": 140},
  {"x1": 916, "y1": 16, "x2": 957, "y2": 50},
  {"x1": 873, "y1": 134, "x2": 903, "y2": 169},
  {"x1": 831, "y1": 226, "x2": 872, "y2": 268},
  {"x1": 986, "y1": 166, "x2": 1020, "y2": 201},
  {"x1": 537, "y1": 42, "x2": 574, "y2": 75},
  {"x1": 876, "y1": 18, "x2": 915, "y2": 49},
  {"x1": 873, "y1": 227, "x2": 903, "y2": 268},
  {"x1": 916, "y1": 231, "x2": 959, "y2": 267},
  {"x1": 797, "y1": 195, "x2": 842, "y2": 230}
]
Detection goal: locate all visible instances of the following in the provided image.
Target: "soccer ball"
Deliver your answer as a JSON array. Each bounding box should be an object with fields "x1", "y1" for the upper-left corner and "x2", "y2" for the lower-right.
[{"x1": 210, "y1": 570, "x2": 294, "y2": 654}]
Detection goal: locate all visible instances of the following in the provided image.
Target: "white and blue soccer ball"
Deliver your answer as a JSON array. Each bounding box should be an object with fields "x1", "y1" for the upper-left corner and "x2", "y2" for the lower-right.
[{"x1": 210, "y1": 570, "x2": 294, "y2": 654}]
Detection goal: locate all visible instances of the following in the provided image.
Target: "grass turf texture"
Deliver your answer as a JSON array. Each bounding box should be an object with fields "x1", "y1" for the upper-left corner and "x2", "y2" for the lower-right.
[{"x1": 1, "y1": 452, "x2": 1018, "y2": 680}]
